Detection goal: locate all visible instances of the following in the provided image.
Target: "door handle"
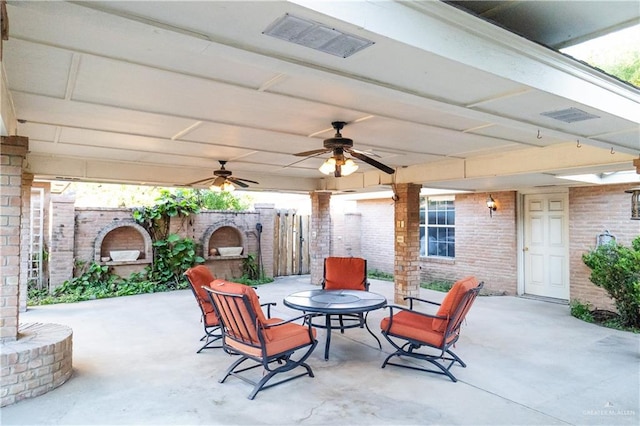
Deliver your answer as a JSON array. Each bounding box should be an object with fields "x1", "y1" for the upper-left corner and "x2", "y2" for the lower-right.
[{"x1": 524, "y1": 247, "x2": 529, "y2": 251}]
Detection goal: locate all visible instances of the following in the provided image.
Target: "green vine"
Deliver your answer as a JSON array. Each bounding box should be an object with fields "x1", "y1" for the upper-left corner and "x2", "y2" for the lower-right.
[
  {"x1": 132, "y1": 189, "x2": 200, "y2": 242},
  {"x1": 149, "y1": 233, "x2": 204, "y2": 288}
]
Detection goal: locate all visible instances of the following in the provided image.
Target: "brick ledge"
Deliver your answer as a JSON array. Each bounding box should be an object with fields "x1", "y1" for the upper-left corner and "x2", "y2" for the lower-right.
[{"x1": 1, "y1": 323, "x2": 73, "y2": 407}]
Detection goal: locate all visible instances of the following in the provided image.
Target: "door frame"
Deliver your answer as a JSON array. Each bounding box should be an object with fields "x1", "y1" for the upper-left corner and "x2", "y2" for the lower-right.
[{"x1": 516, "y1": 188, "x2": 570, "y2": 297}]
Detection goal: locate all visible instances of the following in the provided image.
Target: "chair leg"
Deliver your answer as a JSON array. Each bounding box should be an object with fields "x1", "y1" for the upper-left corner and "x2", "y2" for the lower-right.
[
  {"x1": 247, "y1": 358, "x2": 314, "y2": 400},
  {"x1": 381, "y1": 349, "x2": 460, "y2": 382},
  {"x1": 197, "y1": 326, "x2": 222, "y2": 353},
  {"x1": 219, "y1": 341, "x2": 317, "y2": 400},
  {"x1": 380, "y1": 336, "x2": 466, "y2": 382}
]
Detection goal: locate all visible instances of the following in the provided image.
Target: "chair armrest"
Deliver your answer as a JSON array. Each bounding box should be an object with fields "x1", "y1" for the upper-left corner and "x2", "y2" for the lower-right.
[
  {"x1": 382, "y1": 304, "x2": 448, "y2": 333},
  {"x1": 403, "y1": 296, "x2": 441, "y2": 310},
  {"x1": 260, "y1": 302, "x2": 276, "y2": 318},
  {"x1": 262, "y1": 312, "x2": 315, "y2": 328}
]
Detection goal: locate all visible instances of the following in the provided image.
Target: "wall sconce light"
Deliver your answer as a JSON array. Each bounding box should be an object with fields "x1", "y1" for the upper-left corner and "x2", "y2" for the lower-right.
[
  {"x1": 486, "y1": 194, "x2": 497, "y2": 217},
  {"x1": 625, "y1": 187, "x2": 640, "y2": 220},
  {"x1": 319, "y1": 150, "x2": 358, "y2": 177}
]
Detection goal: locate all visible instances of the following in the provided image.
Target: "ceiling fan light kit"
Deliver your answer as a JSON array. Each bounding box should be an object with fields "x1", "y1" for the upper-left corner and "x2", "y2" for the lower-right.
[
  {"x1": 319, "y1": 151, "x2": 359, "y2": 177},
  {"x1": 211, "y1": 181, "x2": 236, "y2": 192},
  {"x1": 294, "y1": 121, "x2": 395, "y2": 177},
  {"x1": 186, "y1": 160, "x2": 259, "y2": 191}
]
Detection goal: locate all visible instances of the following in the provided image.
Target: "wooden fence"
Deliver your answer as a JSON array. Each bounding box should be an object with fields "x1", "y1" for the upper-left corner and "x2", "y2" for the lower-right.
[{"x1": 273, "y1": 209, "x2": 310, "y2": 276}]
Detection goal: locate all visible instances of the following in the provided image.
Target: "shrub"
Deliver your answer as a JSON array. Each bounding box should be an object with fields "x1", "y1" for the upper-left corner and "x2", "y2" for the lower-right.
[
  {"x1": 420, "y1": 280, "x2": 454, "y2": 292},
  {"x1": 368, "y1": 270, "x2": 394, "y2": 281},
  {"x1": 582, "y1": 236, "x2": 640, "y2": 328},
  {"x1": 569, "y1": 299, "x2": 594, "y2": 323}
]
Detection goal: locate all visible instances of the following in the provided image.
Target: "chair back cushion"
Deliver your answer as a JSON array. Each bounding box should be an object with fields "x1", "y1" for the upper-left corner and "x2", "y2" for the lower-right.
[
  {"x1": 432, "y1": 276, "x2": 479, "y2": 332},
  {"x1": 185, "y1": 265, "x2": 216, "y2": 315},
  {"x1": 324, "y1": 257, "x2": 367, "y2": 290}
]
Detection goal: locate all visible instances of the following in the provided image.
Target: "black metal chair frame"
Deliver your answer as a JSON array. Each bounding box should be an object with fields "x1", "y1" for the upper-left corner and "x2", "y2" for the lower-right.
[
  {"x1": 381, "y1": 281, "x2": 483, "y2": 382},
  {"x1": 205, "y1": 286, "x2": 317, "y2": 400},
  {"x1": 185, "y1": 270, "x2": 223, "y2": 353}
]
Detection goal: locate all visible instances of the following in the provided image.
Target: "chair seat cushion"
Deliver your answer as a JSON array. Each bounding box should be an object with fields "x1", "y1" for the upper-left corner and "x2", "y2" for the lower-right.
[
  {"x1": 432, "y1": 276, "x2": 478, "y2": 332},
  {"x1": 228, "y1": 320, "x2": 316, "y2": 358},
  {"x1": 381, "y1": 311, "x2": 449, "y2": 348}
]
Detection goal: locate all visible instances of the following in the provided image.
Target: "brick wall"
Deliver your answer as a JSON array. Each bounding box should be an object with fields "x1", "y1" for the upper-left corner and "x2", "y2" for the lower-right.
[
  {"x1": 355, "y1": 186, "x2": 638, "y2": 309},
  {"x1": 569, "y1": 183, "x2": 640, "y2": 310},
  {"x1": 59, "y1": 206, "x2": 274, "y2": 284},
  {"x1": 437, "y1": 191, "x2": 517, "y2": 295},
  {"x1": 357, "y1": 191, "x2": 518, "y2": 295},
  {"x1": 330, "y1": 212, "x2": 361, "y2": 257},
  {"x1": 357, "y1": 199, "x2": 394, "y2": 274},
  {"x1": 49, "y1": 195, "x2": 78, "y2": 289}
]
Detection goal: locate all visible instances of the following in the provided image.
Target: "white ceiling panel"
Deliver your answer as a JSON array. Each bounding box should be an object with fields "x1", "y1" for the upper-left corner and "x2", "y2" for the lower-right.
[
  {"x1": 12, "y1": 93, "x2": 198, "y2": 138},
  {"x1": 5, "y1": 1, "x2": 638, "y2": 193},
  {"x1": 3, "y1": 40, "x2": 74, "y2": 98},
  {"x1": 476, "y1": 89, "x2": 638, "y2": 144}
]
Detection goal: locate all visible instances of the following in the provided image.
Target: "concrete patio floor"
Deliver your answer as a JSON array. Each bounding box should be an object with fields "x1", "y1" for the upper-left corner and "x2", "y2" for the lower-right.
[{"x1": 2, "y1": 275, "x2": 638, "y2": 425}]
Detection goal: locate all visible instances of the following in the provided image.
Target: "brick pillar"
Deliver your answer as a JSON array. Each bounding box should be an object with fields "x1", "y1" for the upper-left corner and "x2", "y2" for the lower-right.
[
  {"x1": 19, "y1": 173, "x2": 34, "y2": 313},
  {"x1": 310, "y1": 191, "x2": 331, "y2": 285},
  {"x1": 49, "y1": 193, "x2": 76, "y2": 289},
  {"x1": 393, "y1": 183, "x2": 421, "y2": 304},
  {"x1": 0, "y1": 136, "x2": 28, "y2": 342},
  {"x1": 254, "y1": 203, "x2": 275, "y2": 278}
]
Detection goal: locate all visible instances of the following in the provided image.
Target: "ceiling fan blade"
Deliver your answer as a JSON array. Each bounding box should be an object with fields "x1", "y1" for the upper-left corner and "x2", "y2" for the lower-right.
[
  {"x1": 232, "y1": 177, "x2": 260, "y2": 185},
  {"x1": 350, "y1": 147, "x2": 381, "y2": 158},
  {"x1": 293, "y1": 148, "x2": 331, "y2": 157},
  {"x1": 186, "y1": 176, "x2": 215, "y2": 186},
  {"x1": 227, "y1": 177, "x2": 249, "y2": 188},
  {"x1": 349, "y1": 150, "x2": 395, "y2": 174}
]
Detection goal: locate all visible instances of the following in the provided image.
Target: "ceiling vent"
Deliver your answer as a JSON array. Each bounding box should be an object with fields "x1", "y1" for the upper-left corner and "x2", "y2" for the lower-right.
[
  {"x1": 263, "y1": 14, "x2": 374, "y2": 58},
  {"x1": 540, "y1": 107, "x2": 600, "y2": 123}
]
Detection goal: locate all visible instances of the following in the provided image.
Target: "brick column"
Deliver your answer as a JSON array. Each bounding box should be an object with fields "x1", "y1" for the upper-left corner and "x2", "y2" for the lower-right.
[
  {"x1": 0, "y1": 136, "x2": 28, "y2": 342},
  {"x1": 254, "y1": 203, "x2": 275, "y2": 278},
  {"x1": 49, "y1": 193, "x2": 76, "y2": 289},
  {"x1": 393, "y1": 183, "x2": 421, "y2": 304},
  {"x1": 310, "y1": 191, "x2": 331, "y2": 285},
  {"x1": 19, "y1": 173, "x2": 34, "y2": 313}
]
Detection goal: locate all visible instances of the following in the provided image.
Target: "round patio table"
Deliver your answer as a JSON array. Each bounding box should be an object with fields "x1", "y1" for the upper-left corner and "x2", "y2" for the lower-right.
[{"x1": 283, "y1": 289, "x2": 387, "y2": 360}]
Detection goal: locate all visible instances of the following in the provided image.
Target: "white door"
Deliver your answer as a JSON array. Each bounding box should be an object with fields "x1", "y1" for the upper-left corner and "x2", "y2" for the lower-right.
[{"x1": 523, "y1": 193, "x2": 570, "y2": 300}]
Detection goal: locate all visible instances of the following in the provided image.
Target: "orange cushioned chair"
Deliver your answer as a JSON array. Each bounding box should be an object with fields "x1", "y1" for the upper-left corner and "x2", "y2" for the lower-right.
[
  {"x1": 322, "y1": 257, "x2": 369, "y2": 291},
  {"x1": 204, "y1": 280, "x2": 318, "y2": 400},
  {"x1": 319, "y1": 257, "x2": 369, "y2": 331},
  {"x1": 184, "y1": 265, "x2": 222, "y2": 353},
  {"x1": 380, "y1": 276, "x2": 483, "y2": 382}
]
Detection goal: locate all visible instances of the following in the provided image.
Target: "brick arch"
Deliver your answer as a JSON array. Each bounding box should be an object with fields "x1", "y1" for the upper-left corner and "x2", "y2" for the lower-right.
[
  {"x1": 202, "y1": 224, "x2": 247, "y2": 259},
  {"x1": 94, "y1": 221, "x2": 152, "y2": 263}
]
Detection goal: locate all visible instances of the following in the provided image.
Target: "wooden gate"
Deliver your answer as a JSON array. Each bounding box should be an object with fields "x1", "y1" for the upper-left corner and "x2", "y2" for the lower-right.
[{"x1": 273, "y1": 209, "x2": 310, "y2": 276}]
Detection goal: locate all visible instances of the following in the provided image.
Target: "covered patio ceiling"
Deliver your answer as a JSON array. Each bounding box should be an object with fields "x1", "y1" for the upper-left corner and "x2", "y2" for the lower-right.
[{"x1": 2, "y1": 1, "x2": 639, "y2": 195}]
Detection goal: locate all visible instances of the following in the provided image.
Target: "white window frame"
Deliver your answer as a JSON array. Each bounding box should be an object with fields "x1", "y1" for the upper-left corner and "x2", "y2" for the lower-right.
[{"x1": 420, "y1": 195, "x2": 455, "y2": 258}]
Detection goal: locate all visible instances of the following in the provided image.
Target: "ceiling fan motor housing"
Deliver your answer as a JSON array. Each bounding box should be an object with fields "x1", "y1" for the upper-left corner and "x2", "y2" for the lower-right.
[{"x1": 323, "y1": 137, "x2": 353, "y2": 150}]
